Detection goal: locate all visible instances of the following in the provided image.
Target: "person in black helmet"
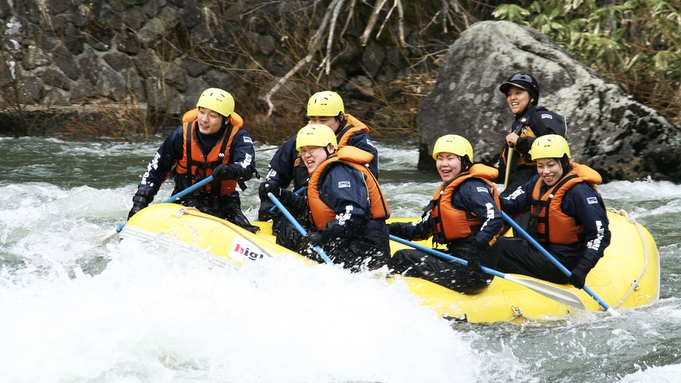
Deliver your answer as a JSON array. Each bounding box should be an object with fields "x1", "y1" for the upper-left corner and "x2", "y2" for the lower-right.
[{"x1": 496, "y1": 73, "x2": 568, "y2": 198}]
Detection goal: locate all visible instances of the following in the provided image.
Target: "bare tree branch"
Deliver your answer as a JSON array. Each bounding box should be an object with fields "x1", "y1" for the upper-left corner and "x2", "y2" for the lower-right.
[
  {"x1": 340, "y1": 0, "x2": 357, "y2": 37},
  {"x1": 360, "y1": 0, "x2": 388, "y2": 46},
  {"x1": 318, "y1": 0, "x2": 345, "y2": 76},
  {"x1": 395, "y1": 0, "x2": 406, "y2": 47},
  {"x1": 264, "y1": 0, "x2": 344, "y2": 118}
]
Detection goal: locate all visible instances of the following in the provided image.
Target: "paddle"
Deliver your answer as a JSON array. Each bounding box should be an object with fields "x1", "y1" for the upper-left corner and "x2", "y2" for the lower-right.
[
  {"x1": 501, "y1": 211, "x2": 619, "y2": 316},
  {"x1": 389, "y1": 234, "x2": 588, "y2": 311},
  {"x1": 267, "y1": 192, "x2": 334, "y2": 265},
  {"x1": 97, "y1": 175, "x2": 216, "y2": 244},
  {"x1": 504, "y1": 124, "x2": 523, "y2": 189},
  {"x1": 504, "y1": 145, "x2": 514, "y2": 188},
  {"x1": 268, "y1": 186, "x2": 306, "y2": 214}
]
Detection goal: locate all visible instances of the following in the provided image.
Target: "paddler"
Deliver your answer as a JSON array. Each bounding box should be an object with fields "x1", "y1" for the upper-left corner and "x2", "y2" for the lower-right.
[
  {"x1": 264, "y1": 124, "x2": 390, "y2": 271},
  {"x1": 127, "y1": 88, "x2": 259, "y2": 233},
  {"x1": 387, "y1": 134, "x2": 504, "y2": 294},
  {"x1": 256, "y1": 91, "x2": 379, "y2": 234},
  {"x1": 497, "y1": 135, "x2": 611, "y2": 289},
  {"x1": 496, "y1": 72, "x2": 568, "y2": 198}
]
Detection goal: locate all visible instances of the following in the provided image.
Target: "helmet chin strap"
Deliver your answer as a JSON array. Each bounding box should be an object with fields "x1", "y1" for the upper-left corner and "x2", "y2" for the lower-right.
[{"x1": 324, "y1": 144, "x2": 336, "y2": 158}]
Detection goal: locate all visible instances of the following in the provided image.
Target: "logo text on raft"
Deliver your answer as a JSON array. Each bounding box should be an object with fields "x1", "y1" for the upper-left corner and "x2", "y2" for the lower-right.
[{"x1": 232, "y1": 241, "x2": 266, "y2": 261}]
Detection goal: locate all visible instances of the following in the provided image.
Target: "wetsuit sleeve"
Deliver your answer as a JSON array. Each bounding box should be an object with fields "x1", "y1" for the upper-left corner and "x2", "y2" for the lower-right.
[
  {"x1": 230, "y1": 129, "x2": 257, "y2": 182},
  {"x1": 500, "y1": 175, "x2": 538, "y2": 217},
  {"x1": 562, "y1": 183, "x2": 611, "y2": 268},
  {"x1": 391, "y1": 212, "x2": 434, "y2": 241},
  {"x1": 317, "y1": 164, "x2": 371, "y2": 239},
  {"x1": 346, "y1": 132, "x2": 379, "y2": 178},
  {"x1": 454, "y1": 179, "x2": 503, "y2": 246},
  {"x1": 263, "y1": 136, "x2": 298, "y2": 189},
  {"x1": 135, "y1": 126, "x2": 184, "y2": 200}
]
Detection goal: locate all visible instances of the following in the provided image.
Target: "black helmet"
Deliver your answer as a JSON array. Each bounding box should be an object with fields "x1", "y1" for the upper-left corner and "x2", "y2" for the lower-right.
[{"x1": 499, "y1": 73, "x2": 540, "y2": 104}]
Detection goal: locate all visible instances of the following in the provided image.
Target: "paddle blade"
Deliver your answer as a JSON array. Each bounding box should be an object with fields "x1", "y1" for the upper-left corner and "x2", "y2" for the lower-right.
[
  {"x1": 505, "y1": 274, "x2": 588, "y2": 311},
  {"x1": 95, "y1": 229, "x2": 119, "y2": 244}
]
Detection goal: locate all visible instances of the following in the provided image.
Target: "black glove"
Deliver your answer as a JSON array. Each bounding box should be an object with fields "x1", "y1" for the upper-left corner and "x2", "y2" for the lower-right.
[
  {"x1": 212, "y1": 164, "x2": 240, "y2": 181},
  {"x1": 461, "y1": 237, "x2": 488, "y2": 276},
  {"x1": 258, "y1": 200, "x2": 276, "y2": 222},
  {"x1": 568, "y1": 258, "x2": 594, "y2": 289},
  {"x1": 128, "y1": 191, "x2": 151, "y2": 220},
  {"x1": 387, "y1": 222, "x2": 408, "y2": 237},
  {"x1": 304, "y1": 231, "x2": 324, "y2": 248},
  {"x1": 258, "y1": 182, "x2": 270, "y2": 202},
  {"x1": 263, "y1": 183, "x2": 294, "y2": 204},
  {"x1": 466, "y1": 257, "x2": 483, "y2": 275}
]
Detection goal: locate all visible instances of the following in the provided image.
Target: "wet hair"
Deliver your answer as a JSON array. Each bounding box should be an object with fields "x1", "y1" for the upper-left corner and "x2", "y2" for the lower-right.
[
  {"x1": 559, "y1": 155, "x2": 571, "y2": 172},
  {"x1": 460, "y1": 155, "x2": 473, "y2": 172}
]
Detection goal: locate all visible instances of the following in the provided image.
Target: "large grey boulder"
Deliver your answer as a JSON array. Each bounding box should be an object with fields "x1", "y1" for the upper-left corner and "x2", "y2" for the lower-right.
[{"x1": 417, "y1": 20, "x2": 681, "y2": 183}]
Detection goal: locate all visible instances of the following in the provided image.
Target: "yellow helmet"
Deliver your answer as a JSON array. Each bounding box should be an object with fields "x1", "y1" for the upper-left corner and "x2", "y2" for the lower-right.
[
  {"x1": 432, "y1": 134, "x2": 474, "y2": 161},
  {"x1": 296, "y1": 124, "x2": 339, "y2": 151},
  {"x1": 530, "y1": 134, "x2": 571, "y2": 160},
  {"x1": 196, "y1": 88, "x2": 235, "y2": 117},
  {"x1": 307, "y1": 91, "x2": 344, "y2": 117}
]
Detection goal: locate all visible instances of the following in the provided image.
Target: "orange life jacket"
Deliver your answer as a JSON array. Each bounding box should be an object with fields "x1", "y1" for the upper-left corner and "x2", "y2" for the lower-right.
[
  {"x1": 336, "y1": 114, "x2": 370, "y2": 147},
  {"x1": 431, "y1": 164, "x2": 501, "y2": 244},
  {"x1": 530, "y1": 162, "x2": 602, "y2": 244},
  {"x1": 175, "y1": 108, "x2": 242, "y2": 196},
  {"x1": 307, "y1": 146, "x2": 390, "y2": 230},
  {"x1": 502, "y1": 124, "x2": 538, "y2": 167}
]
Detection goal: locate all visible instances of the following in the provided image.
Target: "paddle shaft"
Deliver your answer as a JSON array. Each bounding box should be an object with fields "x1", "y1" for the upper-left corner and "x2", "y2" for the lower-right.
[
  {"x1": 268, "y1": 186, "x2": 306, "y2": 213},
  {"x1": 388, "y1": 234, "x2": 587, "y2": 310},
  {"x1": 390, "y1": 235, "x2": 502, "y2": 278},
  {"x1": 504, "y1": 124, "x2": 523, "y2": 189},
  {"x1": 267, "y1": 192, "x2": 334, "y2": 265},
  {"x1": 504, "y1": 145, "x2": 514, "y2": 188},
  {"x1": 501, "y1": 211, "x2": 619, "y2": 316},
  {"x1": 115, "y1": 176, "x2": 216, "y2": 234}
]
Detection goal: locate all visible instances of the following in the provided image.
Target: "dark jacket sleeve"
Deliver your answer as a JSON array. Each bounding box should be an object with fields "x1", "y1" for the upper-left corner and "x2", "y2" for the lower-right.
[
  {"x1": 229, "y1": 129, "x2": 257, "y2": 182},
  {"x1": 453, "y1": 179, "x2": 503, "y2": 246},
  {"x1": 500, "y1": 175, "x2": 538, "y2": 217},
  {"x1": 263, "y1": 136, "x2": 298, "y2": 189},
  {"x1": 561, "y1": 183, "x2": 611, "y2": 268},
  {"x1": 135, "y1": 126, "x2": 184, "y2": 200},
  {"x1": 392, "y1": 213, "x2": 434, "y2": 241}
]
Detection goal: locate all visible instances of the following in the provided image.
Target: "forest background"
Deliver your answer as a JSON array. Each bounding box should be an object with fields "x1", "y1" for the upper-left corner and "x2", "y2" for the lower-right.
[{"x1": 2, "y1": 0, "x2": 680, "y2": 143}]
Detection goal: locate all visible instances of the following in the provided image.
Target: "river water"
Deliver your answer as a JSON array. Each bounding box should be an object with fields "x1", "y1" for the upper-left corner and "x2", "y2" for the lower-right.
[{"x1": 0, "y1": 136, "x2": 680, "y2": 383}]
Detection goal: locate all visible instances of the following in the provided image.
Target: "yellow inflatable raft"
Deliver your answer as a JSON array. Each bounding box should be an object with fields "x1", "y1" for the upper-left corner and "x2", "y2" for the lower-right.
[{"x1": 121, "y1": 204, "x2": 659, "y2": 323}]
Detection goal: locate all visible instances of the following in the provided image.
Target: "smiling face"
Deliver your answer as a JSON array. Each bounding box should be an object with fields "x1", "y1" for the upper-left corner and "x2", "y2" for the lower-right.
[
  {"x1": 536, "y1": 158, "x2": 564, "y2": 186},
  {"x1": 506, "y1": 85, "x2": 533, "y2": 115},
  {"x1": 436, "y1": 152, "x2": 462, "y2": 182},
  {"x1": 299, "y1": 145, "x2": 334, "y2": 174},
  {"x1": 197, "y1": 107, "x2": 225, "y2": 134},
  {"x1": 308, "y1": 116, "x2": 341, "y2": 133}
]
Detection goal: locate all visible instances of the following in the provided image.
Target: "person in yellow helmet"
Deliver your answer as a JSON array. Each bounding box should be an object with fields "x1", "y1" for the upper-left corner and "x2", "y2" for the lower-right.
[
  {"x1": 497, "y1": 135, "x2": 611, "y2": 288},
  {"x1": 257, "y1": 91, "x2": 378, "y2": 233},
  {"x1": 127, "y1": 88, "x2": 259, "y2": 232},
  {"x1": 387, "y1": 134, "x2": 504, "y2": 294},
  {"x1": 263, "y1": 124, "x2": 391, "y2": 271}
]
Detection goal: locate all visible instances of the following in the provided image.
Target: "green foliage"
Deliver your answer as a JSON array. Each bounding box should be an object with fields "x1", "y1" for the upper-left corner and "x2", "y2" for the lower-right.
[{"x1": 493, "y1": 0, "x2": 681, "y2": 124}]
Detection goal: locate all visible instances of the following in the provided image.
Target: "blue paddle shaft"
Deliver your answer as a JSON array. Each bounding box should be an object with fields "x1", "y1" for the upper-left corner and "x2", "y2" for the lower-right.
[
  {"x1": 501, "y1": 211, "x2": 615, "y2": 313},
  {"x1": 389, "y1": 234, "x2": 503, "y2": 278},
  {"x1": 116, "y1": 176, "x2": 215, "y2": 233},
  {"x1": 267, "y1": 192, "x2": 334, "y2": 265},
  {"x1": 268, "y1": 186, "x2": 306, "y2": 213}
]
